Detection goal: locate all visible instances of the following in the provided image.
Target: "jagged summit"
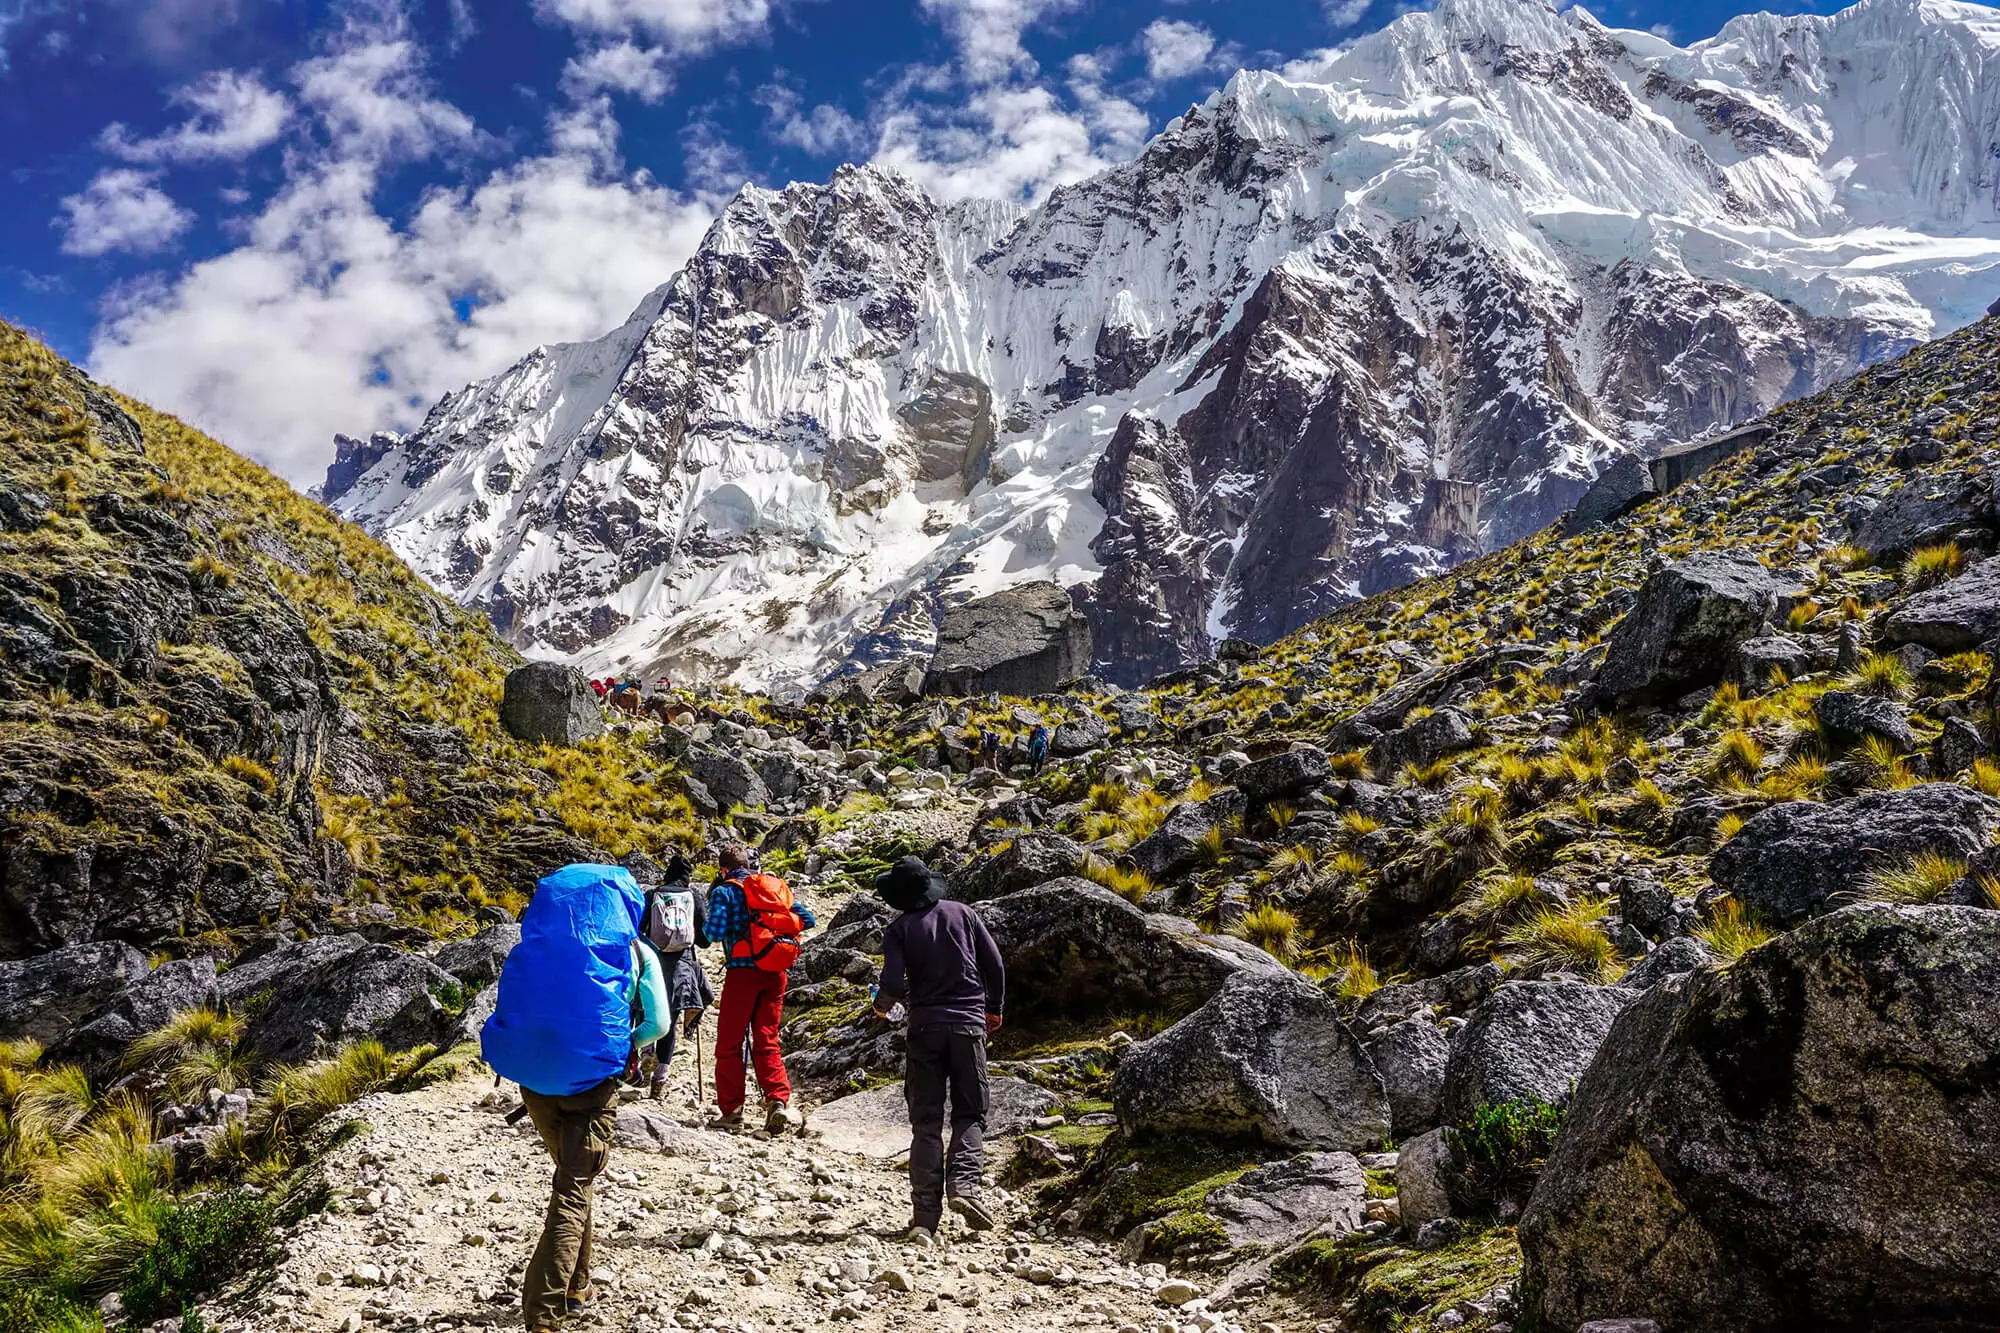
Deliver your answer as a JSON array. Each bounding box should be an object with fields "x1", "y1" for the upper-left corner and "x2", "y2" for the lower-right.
[{"x1": 326, "y1": 0, "x2": 2000, "y2": 692}]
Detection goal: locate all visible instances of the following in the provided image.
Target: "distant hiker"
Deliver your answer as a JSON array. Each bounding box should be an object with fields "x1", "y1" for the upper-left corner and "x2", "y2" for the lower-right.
[
  {"x1": 641, "y1": 852, "x2": 714, "y2": 1101},
  {"x1": 1027, "y1": 724, "x2": 1050, "y2": 775},
  {"x1": 979, "y1": 729, "x2": 1001, "y2": 770},
  {"x1": 706, "y1": 844, "x2": 815, "y2": 1133},
  {"x1": 872, "y1": 856, "x2": 1006, "y2": 1242},
  {"x1": 482, "y1": 864, "x2": 670, "y2": 1332},
  {"x1": 589, "y1": 678, "x2": 609, "y2": 701}
]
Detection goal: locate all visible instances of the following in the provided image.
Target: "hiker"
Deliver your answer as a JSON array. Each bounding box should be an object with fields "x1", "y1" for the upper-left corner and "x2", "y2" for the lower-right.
[
  {"x1": 641, "y1": 853, "x2": 714, "y2": 1100},
  {"x1": 1028, "y1": 724, "x2": 1050, "y2": 775},
  {"x1": 481, "y1": 864, "x2": 671, "y2": 1333},
  {"x1": 979, "y1": 729, "x2": 1001, "y2": 770},
  {"x1": 705, "y1": 844, "x2": 815, "y2": 1133},
  {"x1": 588, "y1": 678, "x2": 609, "y2": 701},
  {"x1": 872, "y1": 856, "x2": 1006, "y2": 1242}
]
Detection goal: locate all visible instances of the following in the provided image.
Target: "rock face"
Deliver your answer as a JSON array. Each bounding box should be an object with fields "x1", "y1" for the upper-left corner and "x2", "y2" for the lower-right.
[
  {"x1": 1204, "y1": 1151, "x2": 1368, "y2": 1249},
  {"x1": 1563, "y1": 453, "x2": 1656, "y2": 535},
  {"x1": 1440, "y1": 981, "x2": 1632, "y2": 1124},
  {"x1": 923, "y1": 582, "x2": 1092, "y2": 698},
  {"x1": 499, "y1": 661, "x2": 603, "y2": 746},
  {"x1": 433, "y1": 924, "x2": 521, "y2": 991},
  {"x1": 0, "y1": 941, "x2": 151, "y2": 1043},
  {"x1": 43, "y1": 958, "x2": 220, "y2": 1078},
  {"x1": 1112, "y1": 971, "x2": 1390, "y2": 1152},
  {"x1": 1882, "y1": 556, "x2": 2000, "y2": 653},
  {"x1": 953, "y1": 833, "x2": 1086, "y2": 904},
  {"x1": 1594, "y1": 554, "x2": 1804, "y2": 704},
  {"x1": 221, "y1": 934, "x2": 461, "y2": 1063},
  {"x1": 1709, "y1": 784, "x2": 2000, "y2": 927},
  {"x1": 976, "y1": 880, "x2": 1285, "y2": 1030},
  {"x1": 1521, "y1": 905, "x2": 2000, "y2": 1333}
]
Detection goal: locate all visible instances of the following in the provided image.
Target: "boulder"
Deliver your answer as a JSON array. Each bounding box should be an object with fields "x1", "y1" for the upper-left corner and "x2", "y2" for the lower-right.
[
  {"x1": 1882, "y1": 555, "x2": 2000, "y2": 653},
  {"x1": 1934, "y1": 717, "x2": 1988, "y2": 777},
  {"x1": 809, "y1": 1076, "x2": 1059, "y2": 1158},
  {"x1": 1729, "y1": 636, "x2": 1812, "y2": 692},
  {"x1": 1112, "y1": 971, "x2": 1390, "y2": 1152},
  {"x1": 228, "y1": 936, "x2": 461, "y2": 1063},
  {"x1": 924, "y1": 581, "x2": 1092, "y2": 698},
  {"x1": 433, "y1": 924, "x2": 521, "y2": 991},
  {"x1": 1521, "y1": 905, "x2": 2000, "y2": 1333},
  {"x1": 1812, "y1": 690, "x2": 1916, "y2": 753},
  {"x1": 1125, "y1": 789, "x2": 1248, "y2": 880},
  {"x1": 687, "y1": 748, "x2": 771, "y2": 811},
  {"x1": 613, "y1": 1104, "x2": 713, "y2": 1157},
  {"x1": 954, "y1": 833, "x2": 1087, "y2": 904},
  {"x1": 1369, "y1": 709, "x2": 1475, "y2": 778},
  {"x1": 1396, "y1": 1128, "x2": 1453, "y2": 1232},
  {"x1": 1618, "y1": 936, "x2": 1714, "y2": 992},
  {"x1": 1365, "y1": 1016, "x2": 1451, "y2": 1138},
  {"x1": 0, "y1": 941, "x2": 151, "y2": 1044},
  {"x1": 499, "y1": 662, "x2": 604, "y2": 746},
  {"x1": 1234, "y1": 746, "x2": 1332, "y2": 806},
  {"x1": 1440, "y1": 981, "x2": 1631, "y2": 1124},
  {"x1": 1709, "y1": 784, "x2": 2000, "y2": 927},
  {"x1": 976, "y1": 880, "x2": 1284, "y2": 1030},
  {"x1": 1850, "y1": 475, "x2": 1992, "y2": 558},
  {"x1": 1563, "y1": 453, "x2": 1656, "y2": 535},
  {"x1": 1050, "y1": 712, "x2": 1111, "y2": 757},
  {"x1": 1353, "y1": 962, "x2": 1504, "y2": 1028},
  {"x1": 42, "y1": 958, "x2": 220, "y2": 1079},
  {"x1": 1595, "y1": 554, "x2": 1806, "y2": 704},
  {"x1": 1204, "y1": 1151, "x2": 1368, "y2": 1249}
]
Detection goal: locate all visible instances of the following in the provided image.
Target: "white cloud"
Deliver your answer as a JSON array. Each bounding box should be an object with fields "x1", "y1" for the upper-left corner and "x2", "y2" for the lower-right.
[
  {"x1": 757, "y1": 83, "x2": 868, "y2": 157},
  {"x1": 295, "y1": 38, "x2": 477, "y2": 159},
  {"x1": 101, "y1": 70, "x2": 292, "y2": 164},
  {"x1": 1650, "y1": 23, "x2": 1675, "y2": 40},
  {"x1": 1141, "y1": 18, "x2": 1213, "y2": 82},
  {"x1": 918, "y1": 0, "x2": 1079, "y2": 84},
  {"x1": 58, "y1": 169, "x2": 195, "y2": 256},
  {"x1": 1066, "y1": 52, "x2": 1147, "y2": 156},
  {"x1": 86, "y1": 36, "x2": 714, "y2": 487},
  {"x1": 562, "y1": 39, "x2": 674, "y2": 102},
  {"x1": 874, "y1": 83, "x2": 1112, "y2": 204},
  {"x1": 536, "y1": 0, "x2": 771, "y2": 51},
  {"x1": 1324, "y1": 0, "x2": 1372, "y2": 28}
]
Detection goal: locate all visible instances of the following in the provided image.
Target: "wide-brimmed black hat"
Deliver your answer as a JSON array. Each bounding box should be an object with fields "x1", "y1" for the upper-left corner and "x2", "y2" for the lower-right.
[{"x1": 875, "y1": 856, "x2": 948, "y2": 912}]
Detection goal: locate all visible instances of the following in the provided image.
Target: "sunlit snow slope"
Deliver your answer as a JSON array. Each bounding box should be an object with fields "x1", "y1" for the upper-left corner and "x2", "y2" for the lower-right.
[{"x1": 326, "y1": 0, "x2": 2000, "y2": 691}]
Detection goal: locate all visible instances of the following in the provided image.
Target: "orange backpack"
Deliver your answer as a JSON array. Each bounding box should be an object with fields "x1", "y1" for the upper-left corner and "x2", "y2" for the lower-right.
[{"x1": 730, "y1": 872, "x2": 804, "y2": 972}]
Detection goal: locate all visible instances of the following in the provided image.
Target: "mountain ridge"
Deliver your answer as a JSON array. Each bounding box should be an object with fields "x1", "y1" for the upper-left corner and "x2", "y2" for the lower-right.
[{"x1": 325, "y1": 0, "x2": 2000, "y2": 691}]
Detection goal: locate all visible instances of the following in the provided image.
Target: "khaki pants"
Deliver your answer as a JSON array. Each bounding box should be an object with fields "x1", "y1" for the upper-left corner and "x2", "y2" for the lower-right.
[{"x1": 520, "y1": 1078, "x2": 619, "y2": 1330}]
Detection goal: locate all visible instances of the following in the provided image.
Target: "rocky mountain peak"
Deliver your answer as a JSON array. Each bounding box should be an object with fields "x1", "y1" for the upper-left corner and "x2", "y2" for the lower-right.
[{"x1": 327, "y1": 0, "x2": 2000, "y2": 692}]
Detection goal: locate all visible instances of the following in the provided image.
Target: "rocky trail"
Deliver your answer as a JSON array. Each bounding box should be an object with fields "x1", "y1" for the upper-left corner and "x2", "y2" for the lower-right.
[{"x1": 223, "y1": 1054, "x2": 1292, "y2": 1333}]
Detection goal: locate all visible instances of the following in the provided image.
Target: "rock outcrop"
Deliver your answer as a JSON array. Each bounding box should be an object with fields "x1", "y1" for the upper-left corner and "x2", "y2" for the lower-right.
[
  {"x1": 923, "y1": 582, "x2": 1092, "y2": 698},
  {"x1": 499, "y1": 662, "x2": 603, "y2": 746},
  {"x1": 1521, "y1": 905, "x2": 2000, "y2": 1332},
  {"x1": 1112, "y1": 971, "x2": 1390, "y2": 1152},
  {"x1": 1594, "y1": 554, "x2": 1805, "y2": 704},
  {"x1": 1709, "y1": 784, "x2": 2000, "y2": 926}
]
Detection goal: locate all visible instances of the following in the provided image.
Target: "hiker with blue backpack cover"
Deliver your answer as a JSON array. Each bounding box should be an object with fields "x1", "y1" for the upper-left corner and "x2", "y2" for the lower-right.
[{"x1": 481, "y1": 863, "x2": 671, "y2": 1333}]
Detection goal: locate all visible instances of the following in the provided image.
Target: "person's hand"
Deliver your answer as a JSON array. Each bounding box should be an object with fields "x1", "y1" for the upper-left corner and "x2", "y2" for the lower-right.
[
  {"x1": 683, "y1": 1010, "x2": 702, "y2": 1038},
  {"x1": 985, "y1": 1013, "x2": 1003, "y2": 1035}
]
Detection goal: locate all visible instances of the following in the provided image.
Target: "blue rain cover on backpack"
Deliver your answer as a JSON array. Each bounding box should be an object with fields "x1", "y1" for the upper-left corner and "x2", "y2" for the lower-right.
[{"x1": 481, "y1": 863, "x2": 645, "y2": 1097}]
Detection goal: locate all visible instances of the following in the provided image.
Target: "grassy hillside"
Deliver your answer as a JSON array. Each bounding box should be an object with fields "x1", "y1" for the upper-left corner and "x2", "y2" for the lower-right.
[{"x1": 0, "y1": 321, "x2": 702, "y2": 958}]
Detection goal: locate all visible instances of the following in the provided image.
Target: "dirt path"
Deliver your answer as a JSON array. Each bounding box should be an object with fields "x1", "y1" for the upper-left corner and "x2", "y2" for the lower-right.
[{"x1": 212, "y1": 1051, "x2": 1297, "y2": 1333}]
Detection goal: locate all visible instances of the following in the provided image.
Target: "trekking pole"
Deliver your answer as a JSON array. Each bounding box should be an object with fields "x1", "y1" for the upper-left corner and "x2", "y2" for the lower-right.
[{"x1": 695, "y1": 1027, "x2": 705, "y2": 1105}]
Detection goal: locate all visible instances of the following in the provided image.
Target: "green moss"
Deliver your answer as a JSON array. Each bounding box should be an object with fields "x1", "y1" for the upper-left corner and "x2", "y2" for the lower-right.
[{"x1": 1280, "y1": 1226, "x2": 1522, "y2": 1332}]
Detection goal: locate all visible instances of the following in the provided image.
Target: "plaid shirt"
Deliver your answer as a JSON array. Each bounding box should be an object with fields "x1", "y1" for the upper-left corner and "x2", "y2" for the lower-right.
[{"x1": 707, "y1": 873, "x2": 816, "y2": 969}]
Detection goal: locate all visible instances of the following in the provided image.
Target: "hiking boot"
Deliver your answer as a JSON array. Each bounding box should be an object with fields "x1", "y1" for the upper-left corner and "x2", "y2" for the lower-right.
[
  {"x1": 764, "y1": 1097, "x2": 801, "y2": 1135},
  {"x1": 714, "y1": 1108, "x2": 745, "y2": 1132},
  {"x1": 903, "y1": 1224, "x2": 937, "y2": 1248},
  {"x1": 565, "y1": 1284, "x2": 595, "y2": 1314},
  {"x1": 648, "y1": 1076, "x2": 667, "y2": 1102},
  {"x1": 949, "y1": 1195, "x2": 998, "y2": 1232}
]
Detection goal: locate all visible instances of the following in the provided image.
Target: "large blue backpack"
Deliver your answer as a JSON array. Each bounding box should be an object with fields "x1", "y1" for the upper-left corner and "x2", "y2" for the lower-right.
[{"x1": 482, "y1": 863, "x2": 645, "y2": 1097}]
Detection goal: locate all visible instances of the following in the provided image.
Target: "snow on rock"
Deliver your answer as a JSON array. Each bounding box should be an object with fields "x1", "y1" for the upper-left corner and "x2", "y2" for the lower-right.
[{"x1": 326, "y1": 0, "x2": 2000, "y2": 691}]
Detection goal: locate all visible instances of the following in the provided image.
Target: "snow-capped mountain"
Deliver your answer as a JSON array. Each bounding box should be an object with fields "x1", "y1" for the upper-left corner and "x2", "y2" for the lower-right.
[{"x1": 325, "y1": 0, "x2": 2000, "y2": 691}]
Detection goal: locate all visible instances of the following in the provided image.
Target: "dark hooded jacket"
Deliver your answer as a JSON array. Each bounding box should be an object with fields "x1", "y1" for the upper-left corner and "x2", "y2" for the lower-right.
[{"x1": 875, "y1": 857, "x2": 1005, "y2": 1031}]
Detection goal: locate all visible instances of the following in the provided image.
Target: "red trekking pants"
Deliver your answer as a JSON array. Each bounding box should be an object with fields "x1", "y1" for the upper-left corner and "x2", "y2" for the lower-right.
[{"x1": 714, "y1": 967, "x2": 790, "y2": 1114}]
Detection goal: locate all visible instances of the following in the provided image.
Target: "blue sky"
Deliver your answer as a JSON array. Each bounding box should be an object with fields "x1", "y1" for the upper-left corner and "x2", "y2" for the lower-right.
[{"x1": 0, "y1": 0, "x2": 1826, "y2": 485}]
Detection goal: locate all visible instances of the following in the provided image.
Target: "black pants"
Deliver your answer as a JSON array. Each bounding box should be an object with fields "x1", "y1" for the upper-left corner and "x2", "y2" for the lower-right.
[{"x1": 905, "y1": 1025, "x2": 988, "y2": 1229}]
